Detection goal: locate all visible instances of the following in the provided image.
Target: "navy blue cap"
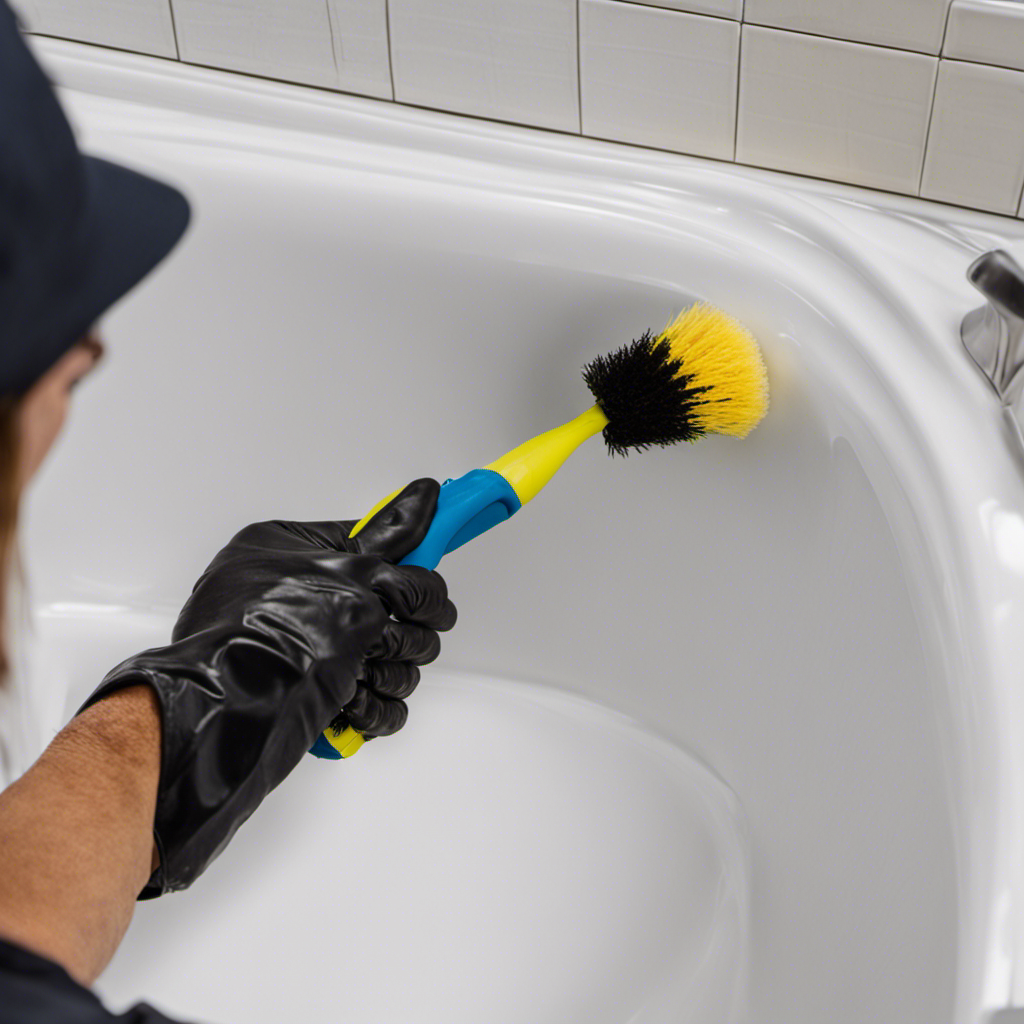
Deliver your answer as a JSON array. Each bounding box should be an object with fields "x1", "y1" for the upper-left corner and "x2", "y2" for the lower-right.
[{"x1": 0, "y1": 1, "x2": 190, "y2": 397}]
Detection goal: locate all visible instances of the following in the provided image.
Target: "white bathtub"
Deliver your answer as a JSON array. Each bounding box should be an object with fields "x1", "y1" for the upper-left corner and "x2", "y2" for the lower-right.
[{"x1": 22, "y1": 36, "x2": 1024, "y2": 1024}]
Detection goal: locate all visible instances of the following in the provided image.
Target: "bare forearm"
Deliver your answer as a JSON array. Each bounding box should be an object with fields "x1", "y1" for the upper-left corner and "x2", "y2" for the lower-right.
[{"x1": 0, "y1": 683, "x2": 161, "y2": 987}]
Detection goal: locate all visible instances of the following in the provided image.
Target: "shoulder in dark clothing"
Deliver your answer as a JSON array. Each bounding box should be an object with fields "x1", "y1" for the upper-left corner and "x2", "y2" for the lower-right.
[{"x1": 0, "y1": 936, "x2": 201, "y2": 1024}]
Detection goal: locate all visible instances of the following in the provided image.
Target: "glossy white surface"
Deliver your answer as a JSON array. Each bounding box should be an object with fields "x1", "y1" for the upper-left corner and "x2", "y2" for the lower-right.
[
  {"x1": 736, "y1": 25, "x2": 938, "y2": 193},
  {"x1": 172, "y1": 0, "x2": 393, "y2": 99},
  {"x1": 945, "y1": 0, "x2": 1024, "y2": 74},
  {"x1": 580, "y1": 0, "x2": 738, "y2": 159},
  {"x1": 743, "y1": 0, "x2": 950, "y2": 54},
  {"x1": 922, "y1": 59, "x2": 1024, "y2": 216},
  {"x1": 991, "y1": 1010, "x2": 1024, "y2": 1024},
  {"x1": 103, "y1": 671, "x2": 750, "y2": 1023},
  {"x1": 26, "y1": 35, "x2": 1024, "y2": 1024},
  {"x1": 9, "y1": 0, "x2": 176, "y2": 57},
  {"x1": 389, "y1": 0, "x2": 579, "y2": 132}
]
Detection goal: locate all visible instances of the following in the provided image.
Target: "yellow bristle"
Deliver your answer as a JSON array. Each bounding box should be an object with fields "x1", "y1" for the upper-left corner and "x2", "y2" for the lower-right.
[{"x1": 658, "y1": 302, "x2": 769, "y2": 438}]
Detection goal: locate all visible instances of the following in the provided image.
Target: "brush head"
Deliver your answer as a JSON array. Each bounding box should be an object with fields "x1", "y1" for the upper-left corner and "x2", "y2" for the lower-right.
[{"x1": 581, "y1": 302, "x2": 769, "y2": 457}]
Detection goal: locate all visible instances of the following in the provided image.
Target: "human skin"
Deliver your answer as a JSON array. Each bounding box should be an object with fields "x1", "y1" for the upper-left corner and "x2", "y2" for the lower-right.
[
  {"x1": 0, "y1": 328, "x2": 164, "y2": 987},
  {"x1": 15, "y1": 331, "x2": 105, "y2": 489}
]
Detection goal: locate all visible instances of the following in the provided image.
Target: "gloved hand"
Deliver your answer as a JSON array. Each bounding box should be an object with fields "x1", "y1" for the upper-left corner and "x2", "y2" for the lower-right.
[{"x1": 75, "y1": 478, "x2": 457, "y2": 899}]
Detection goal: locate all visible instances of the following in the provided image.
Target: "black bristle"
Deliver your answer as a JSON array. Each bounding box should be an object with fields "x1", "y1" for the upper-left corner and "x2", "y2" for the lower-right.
[{"x1": 581, "y1": 331, "x2": 715, "y2": 457}]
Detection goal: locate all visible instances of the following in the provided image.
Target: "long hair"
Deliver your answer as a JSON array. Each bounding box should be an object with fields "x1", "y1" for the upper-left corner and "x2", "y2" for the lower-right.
[{"x1": 0, "y1": 392, "x2": 24, "y2": 685}]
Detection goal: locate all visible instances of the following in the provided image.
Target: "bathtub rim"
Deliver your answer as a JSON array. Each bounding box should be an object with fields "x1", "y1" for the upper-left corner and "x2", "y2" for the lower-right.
[{"x1": 26, "y1": 35, "x2": 1024, "y2": 1023}]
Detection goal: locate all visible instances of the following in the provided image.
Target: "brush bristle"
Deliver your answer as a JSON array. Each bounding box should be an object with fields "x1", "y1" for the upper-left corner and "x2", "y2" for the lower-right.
[
  {"x1": 581, "y1": 330, "x2": 703, "y2": 457},
  {"x1": 660, "y1": 303, "x2": 769, "y2": 439},
  {"x1": 581, "y1": 302, "x2": 769, "y2": 457}
]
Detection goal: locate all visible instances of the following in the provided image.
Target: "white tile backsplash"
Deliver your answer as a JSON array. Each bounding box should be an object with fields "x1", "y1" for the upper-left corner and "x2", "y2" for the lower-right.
[
  {"x1": 326, "y1": 1, "x2": 392, "y2": 100},
  {"x1": 12, "y1": 0, "x2": 176, "y2": 58},
  {"x1": 172, "y1": 0, "x2": 392, "y2": 98},
  {"x1": 611, "y1": 0, "x2": 743, "y2": 19},
  {"x1": 173, "y1": 0, "x2": 338, "y2": 87},
  {"x1": 921, "y1": 59, "x2": 1024, "y2": 214},
  {"x1": 736, "y1": 25, "x2": 938, "y2": 193},
  {"x1": 580, "y1": 0, "x2": 738, "y2": 158},
  {"x1": 944, "y1": 0, "x2": 1024, "y2": 73},
  {"x1": 743, "y1": 0, "x2": 950, "y2": 54},
  {"x1": 18, "y1": 0, "x2": 1024, "y2": 219},
  {"x1": 389, "y1": 0, "x2": 579, "y2": 132}
]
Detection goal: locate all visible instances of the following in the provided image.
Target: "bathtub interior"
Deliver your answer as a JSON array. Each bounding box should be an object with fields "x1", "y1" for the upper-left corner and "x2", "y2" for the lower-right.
[{"x1": 17, "y1": 68, "x2": 973, "y2": 1023}]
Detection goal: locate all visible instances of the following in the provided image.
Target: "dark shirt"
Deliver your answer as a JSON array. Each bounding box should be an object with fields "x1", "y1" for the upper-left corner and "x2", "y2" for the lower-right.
[{"x1": 0, "y1": 937, "x2": 196, "y2": 1023}]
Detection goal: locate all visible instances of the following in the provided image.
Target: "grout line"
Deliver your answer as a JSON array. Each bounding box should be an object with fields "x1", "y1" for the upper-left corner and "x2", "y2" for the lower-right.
[
  {"x1": 917, "y1": 1, "x2": 954, "y2": 197},
  {"x1": 577, "y1": 0, "x2": 582, "y2": 133},
  {"x1": 945, "y1": 54, "x2": 1024, "y2": 75},
  {"x1": 28, "y1": 30, "x2": 181, "y2": 61},
  {"x1": 938, "y1": 0, "x2": 953, "y2": 58},
  {"x1": 174, "y1": 54, "x2": 395, "y2": 103},
  {"x1": 325, "y1": 0, "x2": 339, "y2": 78},
  {"x1": 1016, "y1": 152, "x2": 1024, "y2": 220},
  {"x1": 915, "y1": 62, "x2": 941, "y2": 197},
  {"x1": 385, "y1": 0, "x2": 396, "y2": 102},
  {"x1": 730, "y1": 152, "x2": 1015, "y2": 217},
  {"x1": 30, "y1": 30, "x2": 1023, "y2": 222},
  {"x1": 610, "y1": 1, "x2": 739, "y2": 24},
  {"x1": 740, "y1": 19, "x2": 941, "y2": 58},
  {"x1": 166, "y1": 0, "x2": 181, "y2": 60},
  {"x1": 388, "y1": 96, "x2": 1024, "y2": 220},
  {"x1": 732, "y1": 21, "x2": 742, "y2": 161}
]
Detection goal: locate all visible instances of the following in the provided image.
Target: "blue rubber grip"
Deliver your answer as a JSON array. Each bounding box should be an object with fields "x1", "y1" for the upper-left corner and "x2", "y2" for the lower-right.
[
  {"x1": 397, "y1": 468, "x2": 522, "y2": 571},
  {"x1": 308, "y1": 469, "x2": 522, "y2": 758}
]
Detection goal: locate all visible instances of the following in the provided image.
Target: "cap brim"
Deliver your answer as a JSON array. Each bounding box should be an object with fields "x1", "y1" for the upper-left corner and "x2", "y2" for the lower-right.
[{"x1": 33, "y1": 155, "x2": 191, "y2": 378}]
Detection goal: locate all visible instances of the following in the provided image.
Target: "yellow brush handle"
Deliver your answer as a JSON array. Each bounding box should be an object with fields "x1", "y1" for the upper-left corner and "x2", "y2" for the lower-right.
[
  {"x1": 314, "y1": 486, "x2": 407, "y2": 758},
  {"x1": 349, "y1": 485, "x2": 407, "y2": 542},
  {"x1": 321, "y1": 404, "x2": 610, "y2": 758}
]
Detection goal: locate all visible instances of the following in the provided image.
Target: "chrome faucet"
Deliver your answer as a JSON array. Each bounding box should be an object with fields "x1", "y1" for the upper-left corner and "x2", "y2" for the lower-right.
[{"x1": 962, "y1": 249, "x2": 1024, "y2": 456}]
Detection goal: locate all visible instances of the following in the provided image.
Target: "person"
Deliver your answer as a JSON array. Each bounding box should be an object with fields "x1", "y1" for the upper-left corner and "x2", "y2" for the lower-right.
[{"x1": 0, "y1": 4, "x2": 458, "y2": 1020}]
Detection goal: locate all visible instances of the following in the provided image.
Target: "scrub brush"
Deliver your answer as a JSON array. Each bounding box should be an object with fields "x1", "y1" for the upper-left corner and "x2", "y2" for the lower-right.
[{"x1": 310, "y1": 301, "x2": 769, "y2": 759}]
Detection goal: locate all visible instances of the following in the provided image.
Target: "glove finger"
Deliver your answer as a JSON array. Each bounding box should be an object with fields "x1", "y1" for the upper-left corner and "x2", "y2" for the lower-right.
[
  {"x1": 364, "y1": 660, "x2": 421, "y2": 700},
  {"x1": 365, "y1": 619, "x2": 441, "y2": 665},
  {"x1": 336, "y1": 520, "x2": 359, "y2": 547},
  {"x1": 370, "y1": 563, "x2": 458, "y2": 632},
  {"x1": 350, "y1": 478, "x2": 440, "y2": 564},
  {"x1": 266, "y1": 520, "x2": 360, "y2": 551},
  {"x1": 313, "y1": 653, "x2": 361, "y2": 709},
  {"x1": 343, "y1": 686, "x2": 409, "y2": 737}
]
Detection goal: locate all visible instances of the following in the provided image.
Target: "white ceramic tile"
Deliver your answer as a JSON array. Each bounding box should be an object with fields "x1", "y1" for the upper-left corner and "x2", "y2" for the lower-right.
[
  {"x1": 173, "y1": 0, "x2": 335, "y2": 85},
  {"x1": 945, "y1": 0, "x2": 1024, "y2": 73},
  {"x1": 580, "y1": 0, "x2": 738, "y2": 158},
  {"x1": 922, "y1": 59, "x2": 1024, "y2": 214},
  {"x1": 744, "y1": 0, "x2": 949, "y2": 54},
  {"x1": 612, "y1": 0, "x2": 742, "y2": 19},
  {"x1": 173, "y1": 0, "x2": 392, "y2": 99},
  {"x1": 736, "y1": 26, "x2": 938, "y2": 194},
  {"x1": 389, "y1": 0, "x2": 579, "y2": 133},
  {"x1": 12, "y1": 0, "x2": 176, "y2": 58},
  {"x1": 326, "y1": 0, "x2": 392, "y2": 99}
]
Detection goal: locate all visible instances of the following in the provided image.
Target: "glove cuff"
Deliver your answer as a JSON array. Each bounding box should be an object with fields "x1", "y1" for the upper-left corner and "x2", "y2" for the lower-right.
[{"x1": 75, "y1": 633, "x2": 352, "y2": 899}]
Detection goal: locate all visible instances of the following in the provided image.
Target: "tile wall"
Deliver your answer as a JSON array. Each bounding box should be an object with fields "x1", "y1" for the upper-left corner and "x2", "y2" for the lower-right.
[{"x1": 10, "y1": 0, "x2": 1024, "y2": 218}]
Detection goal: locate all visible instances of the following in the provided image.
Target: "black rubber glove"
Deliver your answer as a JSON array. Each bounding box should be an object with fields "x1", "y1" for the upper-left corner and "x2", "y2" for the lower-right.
[{"x1": 75, "y1": 478, "x2": 457, "y2": 900}]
